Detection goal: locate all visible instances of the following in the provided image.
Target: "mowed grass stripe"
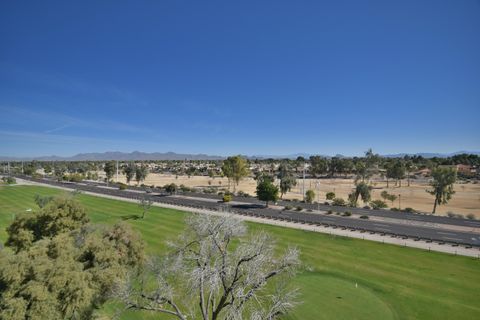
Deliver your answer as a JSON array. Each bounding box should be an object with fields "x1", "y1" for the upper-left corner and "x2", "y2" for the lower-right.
[{"x1": 1, "y1": 185, "x2": 479, "y2": 320}]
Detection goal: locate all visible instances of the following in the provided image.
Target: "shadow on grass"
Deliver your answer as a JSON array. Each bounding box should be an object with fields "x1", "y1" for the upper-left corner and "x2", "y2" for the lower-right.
[{"x1": 121, "y1": 214, "x2": 141, "y2": 220}]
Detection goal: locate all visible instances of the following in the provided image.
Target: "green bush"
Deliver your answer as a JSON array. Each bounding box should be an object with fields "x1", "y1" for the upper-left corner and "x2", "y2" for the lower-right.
[
  {"x1": 390, "y1": 207, "x2": 400, "y2": 211},
  {"x1": 326, "y1": 192, "x2": 335, "y2": 200},
  {"x1": 223, "y1": 194, "x2": 232, "y2": 202},
  {"x1": 305, "y1": 189, "x2": 315, "y2": 204},
  {"x1": 237, "y1": 191, "x2": 250, "y2": 197},
  {"x1": 179, "y1": 184, "x2": 192, "y2": 192},
  {"x1": 118, "y1": 183, "x2": 127, "y2": 190},
  {"x1": 342, "y1": 211, "x2": 352, "y2": 217},
  {"x1": 370, "y1": 200, "x2": 388, "y2": 210},
  {"x1": 332, "y1": 198, "x2": 346, "y2": 206},
  {"x1": 2, "y1": 176, "x2": 16, "y2": 184},
  {"x1": 296, "y1": 206, "x2": 303, "y2": 211},
  {"x1": 404, "y1": 207, "x2": 416, "y2": 213},
  {"x1": 466, "y1": 213, "x2": 475, "y2": 220},
  {"x1": 284, "y1": 205, "x2": 293, "y2": 210},
  {"x1": 360, "y1": 215, "x2": 369, "y2": 219},
  {"x1": 326, "y1": 210, "x2": 333, "y2": 215},
  {"x1": 164, "y1": 183, "x2": 177, "y2": 194}
]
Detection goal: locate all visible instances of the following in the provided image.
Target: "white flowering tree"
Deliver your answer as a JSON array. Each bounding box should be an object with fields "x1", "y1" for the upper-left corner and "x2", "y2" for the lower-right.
[{"x1": 114, "y1": 214, "x2": 301, "y2": 319}]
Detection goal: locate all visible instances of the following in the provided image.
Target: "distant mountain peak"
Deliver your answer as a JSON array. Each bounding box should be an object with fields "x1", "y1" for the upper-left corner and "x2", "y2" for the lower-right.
[{"x1": 0, "y1": 150, "x2": 478, "y2": 161}]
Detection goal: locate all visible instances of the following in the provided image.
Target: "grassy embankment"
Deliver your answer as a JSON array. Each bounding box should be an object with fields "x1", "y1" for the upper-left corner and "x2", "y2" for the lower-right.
[{"x1": 1, "y1": 185, "x2": 479, "y2": 319}]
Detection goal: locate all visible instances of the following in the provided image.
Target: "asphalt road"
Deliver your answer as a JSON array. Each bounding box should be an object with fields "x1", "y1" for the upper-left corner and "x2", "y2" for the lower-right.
[{"x1": 12, "y1": 175, "x2": 480, "y2": 247}]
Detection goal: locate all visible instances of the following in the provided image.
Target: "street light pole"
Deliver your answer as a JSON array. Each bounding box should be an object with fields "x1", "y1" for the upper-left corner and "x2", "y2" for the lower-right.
[{"x1": 302, "y1": 164, "x2": 306, "y2": 201}]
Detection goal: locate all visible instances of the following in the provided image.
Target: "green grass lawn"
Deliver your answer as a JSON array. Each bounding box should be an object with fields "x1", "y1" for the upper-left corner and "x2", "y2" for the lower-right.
[{"x1": 1, "y1": 185, "x2": 480, "y2": 319}]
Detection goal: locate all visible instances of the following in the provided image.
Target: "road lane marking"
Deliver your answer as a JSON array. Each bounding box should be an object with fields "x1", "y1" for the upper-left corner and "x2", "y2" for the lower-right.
[
  {"x1": 437, "y1": 231, "x2": 456, "y2": 235},
  {"x1": 373, "y1": 223, "x2": 390, "y2": 227},
  {"x1": 442, "y1": 237, "x2": 463, "y2": 241}
]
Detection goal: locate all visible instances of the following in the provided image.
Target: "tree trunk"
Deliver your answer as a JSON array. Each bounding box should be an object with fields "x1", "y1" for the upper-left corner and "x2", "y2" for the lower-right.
[
  {"x1": 386, "y1": 178, "x2": 389, "y2": 188},
  {"x1": 265, "y1": 201, "x2": 269, "y2": 208},
  {"x1": 432, "y1": 197, "x2": 438, "y2": 214}
]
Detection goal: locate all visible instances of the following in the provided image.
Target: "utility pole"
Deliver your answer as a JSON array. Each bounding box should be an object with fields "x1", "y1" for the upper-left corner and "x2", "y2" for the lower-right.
[
  {"x1": 302, "y1": 164, "x2": 306, "y2": 201},
  {"x1": 398, "y1": 194, "x2": 401, "y2": 210}
]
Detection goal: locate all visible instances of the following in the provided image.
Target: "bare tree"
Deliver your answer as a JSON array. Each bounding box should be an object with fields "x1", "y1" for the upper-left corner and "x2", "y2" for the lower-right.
[
  {"x1": 138, "y1": 196, "x2": 153, "y2": 219},
  {"x1": 114, "y1": 214, "x2": 300, "y2": 319}
]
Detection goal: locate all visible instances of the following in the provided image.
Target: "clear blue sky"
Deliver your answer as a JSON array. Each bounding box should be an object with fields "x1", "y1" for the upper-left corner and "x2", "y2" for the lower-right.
[{"x1": 1, "y1": 0, "x2": 479, "y2": 157}]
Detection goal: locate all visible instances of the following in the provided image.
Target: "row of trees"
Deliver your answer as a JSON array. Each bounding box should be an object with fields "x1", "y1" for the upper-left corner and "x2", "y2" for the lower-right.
[
  {"x1": 343, "y1": 167, "x2": 457, "y2": 213},
  {"x1": 103, "y1": 161, "x2": 149, "y2": 186}
]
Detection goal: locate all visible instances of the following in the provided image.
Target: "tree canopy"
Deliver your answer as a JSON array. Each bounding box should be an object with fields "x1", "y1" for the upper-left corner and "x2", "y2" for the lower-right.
[
  {"x1": 0, "y1": 195, "x2": 145, "y2": 319},
  {"x1": 427, "y1": 167, "x2": 457, "y2": 213},
  {"x1": 221, "y1": 156, "x2": 249, "y2": 192},
  {"x1": 256, "y1": 178, "x2": 279, "y2": 207}
]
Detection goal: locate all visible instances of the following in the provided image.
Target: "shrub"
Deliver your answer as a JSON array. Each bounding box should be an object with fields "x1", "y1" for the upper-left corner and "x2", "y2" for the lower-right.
[
  {"x1": 2, "y1": 177, "x2": 16, "y2": 184},
  {"x1": 237, "y1": 191, "x2": 249, "y2": 197},
  {"x1": 363, "y1": 205, "x2": 371, "y2": 209},
  {"x1": 179, "y1": 184, "x2": 192, "y2": 192},
  {"x1": 307, "y1": 209, "x2": 313, "y2": 212},
  {"x1": 332, "y1": 198, "x2": 346, "y2": 206},
  {"x1": 326, "y1": 192, "x2": 335, "y2": 200},
  {"x1": 360, "y1": 215, "x2": 369, "y2": 219},
  {"x1": 326, "y1": 210, "x2": 333, "y2": 215},
  {"x1": 390, "y1": 207, "x2": 400, "y2": 211},
  {"x1": 369, "y1": 200, "x2": 388, "y2": 210},
  {"x1": 342, "y1": 211, "x2": 352, "y2": 217},
  {"x1": 447, "y1": 212, "x2": 456, "y2": 218},
  {"x1": 67, "y1": 173, "x2": 84, "y2": 183},
  {"x1": 164, "y1": 183, "x2": 177, "y2": 194},
  {"x1": 118, "y1": 183, "x2": 127, "y2": 190},
  {"x1": 455, "y1": 213, "x2": 464, "y2": 219},
  {"x1": 217, "y1": 191, "x2": 224, "y2": 196},
  {"x1": 305, "y1": 190, "x2": 315, "y2": 204},
  {"x1": 323, "y1": 201, "x2": 330, "y2": 205},
  {"x1": 223, "y1": 194, "x2": 232, "y2": 203},
  {"x1": 296, "y1": 206, "x2": 303, "y2": 211},
  {"x1": 466, "y1": 213, "x2": 475, "y2": 220},
  {"x1": 404, "y1": 207, "x2": 416, "y2": 213},
  {"x1": 203, "y1": 187, "x2": 216, "y2": 194}
]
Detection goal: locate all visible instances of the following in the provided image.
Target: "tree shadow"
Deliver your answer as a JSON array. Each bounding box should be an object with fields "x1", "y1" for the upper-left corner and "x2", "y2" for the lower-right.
[
  {"x1": 231, "y1": 204, "x2": 265, "y2": 209},
  {"x1": 121, "y1": 214, "x2": 141, "y2": 220}
]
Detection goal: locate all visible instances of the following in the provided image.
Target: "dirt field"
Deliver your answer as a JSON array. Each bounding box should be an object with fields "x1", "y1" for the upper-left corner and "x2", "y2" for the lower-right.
[{"x1": 102, "y1": 172, "x2": 480, "y2": 217}]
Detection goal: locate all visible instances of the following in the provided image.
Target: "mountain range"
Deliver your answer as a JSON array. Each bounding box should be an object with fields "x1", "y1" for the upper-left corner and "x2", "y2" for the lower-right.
[{"x1": 0, "y1": 151, "x2": 479, "y2": 161}]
